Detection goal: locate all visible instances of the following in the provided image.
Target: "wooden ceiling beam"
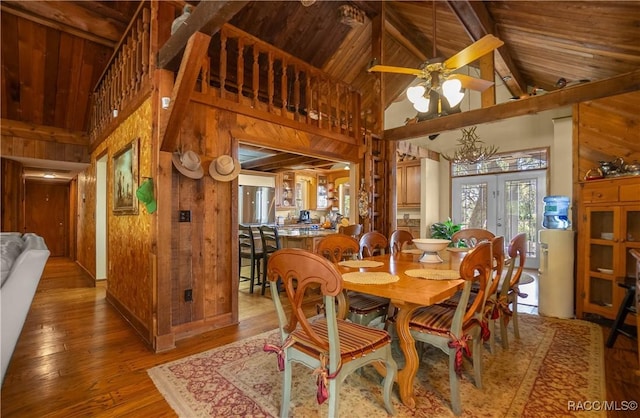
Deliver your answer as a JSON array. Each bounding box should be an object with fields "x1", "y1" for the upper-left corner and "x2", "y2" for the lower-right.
[
  {"x1": 157, "y1": 0, "x2": 248, "y2": 70},
  {"x1": 446, "y1": 0, "x2": 527, "y2": 98},
  {"x1": 0, "y1": 1, "x2": 123, "y2": 47},
  {"x1": 1, "y1": 119, "x2": 88, "y2": 146},
  {"x1": 383, "y1": 69, "x2": 640, "y2": 141},
  {"x1": 160, "y1": 32, "x2": 211, "y2": 153}
]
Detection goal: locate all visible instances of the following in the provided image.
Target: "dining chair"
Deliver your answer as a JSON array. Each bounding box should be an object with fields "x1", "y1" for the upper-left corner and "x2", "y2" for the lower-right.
[
  {"x1": 606, "y1": 249, "x2": 639, "y2": 348},
  {"x1": 389, "y1": 229, "x2": 413, "y2": 255},
  {"x1": 239, "y1": 224, "x2": 264, "y2": 294},
  {"x1": 265, "y1": 248, "x2": 397, "y2": 417},
  {"x1": 338, "y1": 223, "x2": 363, "y2": 240},
  {"x1": 451, "y1": 228, "x2": 495, "y2": 248},
  {"x1": 495, "y1": 232, "x2": 527, "y2": 349},
  {"x1": 258, "y1": 225, "x2": 281, "y2": 295},
  {"x1": 359, "y1": 231, "x2": 388, "y2": 258},
  {"x1": 408, "y1": 241, "x2": 493, "y2": 416},
  {"x1": 315, "y1": 234, "x2": 390, "y2": 326}
]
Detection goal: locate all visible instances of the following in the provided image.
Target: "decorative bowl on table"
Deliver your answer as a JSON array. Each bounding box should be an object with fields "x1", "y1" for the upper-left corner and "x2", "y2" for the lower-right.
[{"x1": 412, "y1": 238, "x2": 451, "y2": 263}]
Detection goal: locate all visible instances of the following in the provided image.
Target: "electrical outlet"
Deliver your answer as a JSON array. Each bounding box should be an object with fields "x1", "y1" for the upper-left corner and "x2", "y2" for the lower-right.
[
  {"x1": 184, "y1": 288, "x2": 193, "y2": 302},
  {"x1": 179, "y1": 210, "x2": 191, "y2": 222}
]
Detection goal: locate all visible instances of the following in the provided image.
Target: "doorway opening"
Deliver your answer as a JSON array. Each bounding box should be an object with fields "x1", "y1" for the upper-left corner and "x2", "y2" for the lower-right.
[{"x1": 96, "y1": 155, "x2": 108, "y2": 281}]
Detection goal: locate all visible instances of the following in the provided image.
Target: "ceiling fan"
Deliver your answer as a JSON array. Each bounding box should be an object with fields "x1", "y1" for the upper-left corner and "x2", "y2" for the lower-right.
[{"x1": 367, "y1": 3, "x2": 504, "y2": 118}]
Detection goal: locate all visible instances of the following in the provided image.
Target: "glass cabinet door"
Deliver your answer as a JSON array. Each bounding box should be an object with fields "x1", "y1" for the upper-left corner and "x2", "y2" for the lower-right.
[{"x1": 584, "y1": 207, "x2": 619, "y2": 315}]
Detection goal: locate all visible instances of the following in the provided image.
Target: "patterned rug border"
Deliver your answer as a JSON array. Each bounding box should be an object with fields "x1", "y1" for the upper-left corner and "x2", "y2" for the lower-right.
[{"x1": 148, "y1": 314, "x2": 606, "y2": 417}]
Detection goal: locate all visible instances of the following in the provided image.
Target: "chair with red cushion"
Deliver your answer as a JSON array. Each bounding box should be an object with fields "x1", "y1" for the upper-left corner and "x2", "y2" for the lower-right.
[
  {"x1": 408, "y1": 241, "x2": 493, "y2": 415},
  {"x1": 495, "y1": 233, "x2": 527, "y2": 349},
  {"x1": 265, "y1": 249, "x2": 397, "y2": 417}
]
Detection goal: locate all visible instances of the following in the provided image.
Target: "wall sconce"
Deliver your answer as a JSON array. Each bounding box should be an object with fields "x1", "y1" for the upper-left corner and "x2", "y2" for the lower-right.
[
  {"x1": 161, "y1": 97, "x2": 171, "y2": 109},
  {"x1": 112, "y1": 108, "x2": 118, "y2": 118}
]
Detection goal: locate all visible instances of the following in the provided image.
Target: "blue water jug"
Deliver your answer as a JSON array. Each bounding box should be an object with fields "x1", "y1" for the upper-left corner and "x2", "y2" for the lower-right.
[{"x1": 542, "y1": 196, "x2": 570, "y2": 229}]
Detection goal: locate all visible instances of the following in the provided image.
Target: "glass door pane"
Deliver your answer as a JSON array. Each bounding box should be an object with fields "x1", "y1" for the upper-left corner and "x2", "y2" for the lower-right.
[
  {"x1": 498, "y1": 171, "x2": 546, "y2": 268},
  {"x1": 452, "y1": 178, "x2": 495, "y2": 230},
  {"x1": 452, "y1": 170, "x2": 546, "y2": 268}
]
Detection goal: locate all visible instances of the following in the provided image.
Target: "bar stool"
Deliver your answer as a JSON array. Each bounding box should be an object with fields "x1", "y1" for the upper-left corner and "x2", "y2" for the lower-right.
[
  {"x1": 258, "y1": 225, "x2": 281, "y2": 296},
  {"x1": 606, "y1": 248, "x2": 639, "y2": 348},
  {"x1": 605, "y1": 282, "x2": 636, "y2": 347},
  {"x1": 239, "y1": 224, "x2": 263, "y2": 294}
]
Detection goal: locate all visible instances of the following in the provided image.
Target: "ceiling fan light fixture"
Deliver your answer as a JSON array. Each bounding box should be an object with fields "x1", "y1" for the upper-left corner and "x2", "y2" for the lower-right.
[
  {"x1": 406, "y1": 85, "x2": 426, "y2": 103},
  {"x1": 413, "y1": 97, "x2": 430, "y2": 112},
  {"x1": 442, "y1": 79, "x2": 464, "y2": 107}
]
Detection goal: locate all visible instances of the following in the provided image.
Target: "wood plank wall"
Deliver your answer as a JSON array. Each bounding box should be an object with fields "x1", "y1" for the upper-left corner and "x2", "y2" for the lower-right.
[
  {"x1": 0, "y1": 158, "x2": 24, "y2": 232},
  {"x1": 77, "y1": 100, "x2": 154, "y2": 345},
  {"x1": 574, "y1": 90, "x2": 640, "y2": 181}
]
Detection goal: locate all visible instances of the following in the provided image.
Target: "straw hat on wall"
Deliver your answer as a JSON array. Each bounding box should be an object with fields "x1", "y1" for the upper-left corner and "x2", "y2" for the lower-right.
[
  {"x1": 171, "y1": 150, "x2": 204, "y2": 179},
  {"x1": 209, "y1": 155, "x2": 241, "y2": 182}
]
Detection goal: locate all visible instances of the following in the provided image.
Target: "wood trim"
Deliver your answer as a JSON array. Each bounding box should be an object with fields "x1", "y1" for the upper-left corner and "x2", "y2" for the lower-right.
[
  {"x1": 160, "y1": 31, "x2": 211, "y2": 152},
  {"x1": 106, "y1": 289, "x2": 152, "y2": 347},
  {"x1": 384, "y1": 69, "x2": 640, "y2": 141}
]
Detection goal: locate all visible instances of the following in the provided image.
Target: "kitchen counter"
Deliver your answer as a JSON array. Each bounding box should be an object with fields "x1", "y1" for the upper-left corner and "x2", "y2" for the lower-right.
[{"x1": 278, "y1": 228, "x2": 337, "y2": 252}]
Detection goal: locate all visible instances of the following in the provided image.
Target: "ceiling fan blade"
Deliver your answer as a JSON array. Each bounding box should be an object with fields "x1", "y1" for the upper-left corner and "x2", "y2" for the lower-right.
[
  {"x1": 448, "y1": 74, "x2": 495, "y2": 92},
  {"x1": 443, "y1": 34, "x2": 504, "y2": 71},
  {"x1": 368, "y1": 65, "x2": 424, "y2": 77}
]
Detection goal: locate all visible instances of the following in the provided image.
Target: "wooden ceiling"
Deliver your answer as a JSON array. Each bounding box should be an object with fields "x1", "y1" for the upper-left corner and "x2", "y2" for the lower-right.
[{"x1": 2, "y1": 0, "x2": 639, "y2": 173}]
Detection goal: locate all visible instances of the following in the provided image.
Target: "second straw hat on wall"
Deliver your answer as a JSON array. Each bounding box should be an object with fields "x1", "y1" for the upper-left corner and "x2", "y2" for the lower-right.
[{"x1": 209, "y1": 155, "x2": 241, "y2": 181}]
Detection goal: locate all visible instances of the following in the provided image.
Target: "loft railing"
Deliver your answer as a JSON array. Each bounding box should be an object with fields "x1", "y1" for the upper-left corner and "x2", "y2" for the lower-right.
[
  {"x1": 89, "y1": 4, "x2": 151, "y2": 144},
  {"x1": 199, "y1": 24, "x2": 360, "y2": 139},
  {"x1": 89, "y1": 14, "x2": 360, "y2": 143}
]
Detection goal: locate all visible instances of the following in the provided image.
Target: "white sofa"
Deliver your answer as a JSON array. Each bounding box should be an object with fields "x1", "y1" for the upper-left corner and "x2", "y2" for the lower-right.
[{"x1": 1, "y1": 232, "x2": 50, "y2": 384}]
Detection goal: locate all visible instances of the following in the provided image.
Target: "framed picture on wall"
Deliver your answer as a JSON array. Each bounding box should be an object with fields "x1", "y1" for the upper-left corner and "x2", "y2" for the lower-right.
[{"x1": 112, "y1": 138, "x2": 139, "y2": 215}]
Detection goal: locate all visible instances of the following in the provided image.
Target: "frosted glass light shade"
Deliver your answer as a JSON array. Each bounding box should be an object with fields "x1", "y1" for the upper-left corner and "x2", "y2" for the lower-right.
[
  {"x1": 406, "y1": 85, "x2": 426, "y2": 103},
  {"x1": 442, "y1": 79, "x2": 464, "y2": 107},
  {"x1": 413, "y1": 97, "x2": 430, "y2": 112}
]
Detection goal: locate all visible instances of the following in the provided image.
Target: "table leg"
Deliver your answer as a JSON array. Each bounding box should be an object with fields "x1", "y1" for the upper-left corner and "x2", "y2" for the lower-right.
[{"x1": 393, "y1": 301, "x2": 419, "y2": 409}]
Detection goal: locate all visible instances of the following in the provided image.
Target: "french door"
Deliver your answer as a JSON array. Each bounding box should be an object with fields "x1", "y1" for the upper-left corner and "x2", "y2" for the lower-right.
[{"x1": 452, "y1": 170, "x2": 546, "y2": 268}]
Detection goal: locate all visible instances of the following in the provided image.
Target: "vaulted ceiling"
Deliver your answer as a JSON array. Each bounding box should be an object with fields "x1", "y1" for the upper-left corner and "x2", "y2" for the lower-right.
[{"x1": 2, "y1": 0, "x2": 639, "y2": 175}]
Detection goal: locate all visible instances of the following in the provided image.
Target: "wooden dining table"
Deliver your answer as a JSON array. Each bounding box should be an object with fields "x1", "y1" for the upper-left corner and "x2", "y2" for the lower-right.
[{"x1": 335, "y1": 249, "x2": 466, "y2": 409}]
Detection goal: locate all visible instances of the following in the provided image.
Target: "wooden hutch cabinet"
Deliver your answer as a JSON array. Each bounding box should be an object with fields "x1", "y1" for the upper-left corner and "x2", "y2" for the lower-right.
[
  {"x1": 576, "y1": 177, "x2": 640, "y2": 321},
  {"x1": 397, "y1": 160, "x2": 421, "y2": 207}
]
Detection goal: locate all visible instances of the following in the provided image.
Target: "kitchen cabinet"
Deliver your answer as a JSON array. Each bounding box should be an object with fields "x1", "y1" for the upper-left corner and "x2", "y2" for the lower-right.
[
  {"x1": 577, "y1": 177, "x2": 640, "y2": 322},
  {"x1": 397, "y1": 161, "x2": 421, "y2": 207},
  {"x1": 276, "y1": 171, "x2": 295, "y2": 208},
  {"x1": 317, "y1": 174, "x2": 329, "y2": 209}
]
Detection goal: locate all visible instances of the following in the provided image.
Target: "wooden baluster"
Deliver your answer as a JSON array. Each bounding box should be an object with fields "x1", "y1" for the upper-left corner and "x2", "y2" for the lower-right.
[
  {"x1": 293, "y1": 66, "x2": 300, "y2": 116},
  {"x1": 281, "y1": 59, "x2": 288, "y2": 112},
  {"x1": 336, "y1": 84, "x2": 343, "y2": 133},
  {"x1": 267, "y1": 52, "x2": 274, "y2": 112},
  {"x1": 351, "y1": 90, "x2": 360, "y2": 139},
  {"x1": 252, "y1": 46, "x2": 259, "y2": 107},
  {"x1": 307, "y1": 74, "x2": 314, "y2": 125},
  {"x1": 142, "y1": 8, "x2": 150, "y2": 84},
  {"x1": 135, "y1": 15, "x2": 142, "y2": 91},
  {"x1": 237, "y1": 38, "x2": 244, "y2": 102},
  {"x1": 220, "y1": 31, "x2": 227, "y2": 99},
  {"x1": 200, "y1": 56, "x2": 209, "y2": 94}
]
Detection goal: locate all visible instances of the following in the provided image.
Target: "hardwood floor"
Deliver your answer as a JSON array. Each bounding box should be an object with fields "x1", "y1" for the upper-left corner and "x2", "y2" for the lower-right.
[{"x1": 1, "y1": 258, "x2": 638, "y2": 417}]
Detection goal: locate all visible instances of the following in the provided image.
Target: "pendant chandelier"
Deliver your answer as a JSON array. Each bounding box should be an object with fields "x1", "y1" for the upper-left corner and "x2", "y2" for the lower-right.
[{"x1": 442, "y1": 127, "x2": 498, "y2": 164}]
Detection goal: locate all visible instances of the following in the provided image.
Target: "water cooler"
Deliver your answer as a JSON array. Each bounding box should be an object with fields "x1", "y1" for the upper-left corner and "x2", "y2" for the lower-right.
[{"x1": 538, "y1": 196, "x2": 575, "y2": 319}]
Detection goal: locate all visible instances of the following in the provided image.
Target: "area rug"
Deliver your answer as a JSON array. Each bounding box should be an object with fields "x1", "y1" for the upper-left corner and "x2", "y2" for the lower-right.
[{"x1": 148, "y1": 314, "x2": 606, "y2": 417}]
